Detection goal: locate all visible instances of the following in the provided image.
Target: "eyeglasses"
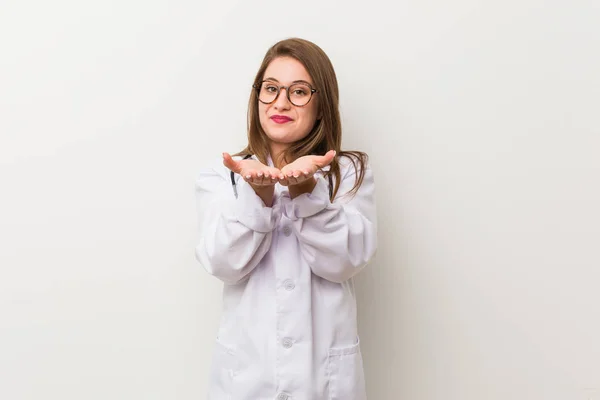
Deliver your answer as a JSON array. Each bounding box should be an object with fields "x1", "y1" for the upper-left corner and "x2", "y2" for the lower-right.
[{"x1": 252, "y1": 80, "x2": 318, "y2": 107}]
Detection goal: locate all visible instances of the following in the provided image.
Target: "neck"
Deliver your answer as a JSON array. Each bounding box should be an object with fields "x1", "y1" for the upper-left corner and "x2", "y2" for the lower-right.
[{"x1": 269, "y1": 143, "x2": 289, "y2": 169}]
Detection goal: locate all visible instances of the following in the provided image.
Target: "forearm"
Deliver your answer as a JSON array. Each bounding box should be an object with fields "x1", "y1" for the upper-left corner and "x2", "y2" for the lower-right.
[
  {"x1": 295, "y1": 207, "x2": 377, "y2": 283},
  {"x1": 195, "y1": 169, "x2": 277, "y2": 284},
  {"x1": 282, "y1": 165, "x2": 377, "y2": 283},
  {"x1": 196, "y1": 221, "x2": 273, "y2": 284}
]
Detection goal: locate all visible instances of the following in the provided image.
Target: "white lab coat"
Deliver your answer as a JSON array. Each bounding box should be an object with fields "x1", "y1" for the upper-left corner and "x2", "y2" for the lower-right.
[{"x1": 195, "y1": 154, "x2": 377, "y2": 400}]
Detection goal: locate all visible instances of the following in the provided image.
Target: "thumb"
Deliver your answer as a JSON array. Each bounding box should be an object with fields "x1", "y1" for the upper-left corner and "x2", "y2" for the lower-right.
[
  {"x1": 222, "y1": 152, "x2": 240, "y2": 173},
  {"x1": 314, "y1": 150, "x2": 336, "y2": 168}
]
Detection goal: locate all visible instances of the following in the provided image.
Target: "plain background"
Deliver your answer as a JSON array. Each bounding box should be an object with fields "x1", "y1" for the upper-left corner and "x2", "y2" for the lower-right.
[{"x1": 1, "y1": 0, "x2": 599, "y2": 399}]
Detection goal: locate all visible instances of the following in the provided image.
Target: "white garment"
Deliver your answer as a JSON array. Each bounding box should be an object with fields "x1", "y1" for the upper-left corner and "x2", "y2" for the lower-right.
[{"x1": 194, "y1": 154, "x2": 377, "y2": 400}]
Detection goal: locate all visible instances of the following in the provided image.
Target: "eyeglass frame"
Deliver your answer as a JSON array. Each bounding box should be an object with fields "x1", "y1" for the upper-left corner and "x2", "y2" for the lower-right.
[{"x1": 252, "y1": 80, "x2": 318, "y2": 107}]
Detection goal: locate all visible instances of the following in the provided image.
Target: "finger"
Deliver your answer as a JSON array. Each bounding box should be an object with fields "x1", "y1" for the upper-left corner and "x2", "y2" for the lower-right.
[
  {"x1": 280, "y1": 171, "x2": 291, "y2": 186},
  {"x1": 222, "y1": 152, "x2": 240, "y2": 173},
  {"x1": 277, "y1": 175, "x2": 289, "y2": 186},
  {"x1": 313, "y1": 150, "x2": 336, "y2": 168},
  {"x1": 286, "y1": 171, "x2": 299, "y2": 186},
  {"x1": 302, "y1": 170, "x2": 314, "y2": 180},
  {"x1": 256, "y1": 170, "x2": 265, "y2": 186},
  {"x1": 269, "y1": 168, "x2": 283, "y2": 182},
  {"x1": 263, "y1": 172, "x2": 277, "y2": 185},
  {"x1": 293, "y1": 175, "x2": 306, "y2": 185},
  {"x1": 242, "y1": 170, "x2": 255, "y2": 182}
]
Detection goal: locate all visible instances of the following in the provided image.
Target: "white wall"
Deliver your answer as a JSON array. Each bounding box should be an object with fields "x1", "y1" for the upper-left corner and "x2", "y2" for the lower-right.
[{"x1": 1, "y1": 0, "x2": 598, "y2": 399}]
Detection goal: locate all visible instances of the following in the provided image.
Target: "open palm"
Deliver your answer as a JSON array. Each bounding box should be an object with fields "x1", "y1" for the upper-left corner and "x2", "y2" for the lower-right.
[
  {"x1": 279, "y1": 150, "x2": 336, "y2": 186},
  {"x1": 222, "y1": 153, "x2": 282, "y2": 187}
]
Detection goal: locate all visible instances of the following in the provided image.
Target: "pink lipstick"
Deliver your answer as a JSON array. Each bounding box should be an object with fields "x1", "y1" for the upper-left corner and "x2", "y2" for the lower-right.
[{"x1": 271, "y1": 115, "x2": 293, "y2": 124}]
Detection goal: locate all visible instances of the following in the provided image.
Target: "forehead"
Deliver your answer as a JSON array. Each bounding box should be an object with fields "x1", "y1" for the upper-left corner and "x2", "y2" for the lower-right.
[{"x1": 263, "y1": 57, "x2": 313, "y2": 84}]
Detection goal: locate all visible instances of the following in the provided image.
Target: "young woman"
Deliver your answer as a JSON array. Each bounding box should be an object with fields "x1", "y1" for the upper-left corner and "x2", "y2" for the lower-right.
[{"x1": 195, "y1": 38, "x2": 377, "y2": 400}]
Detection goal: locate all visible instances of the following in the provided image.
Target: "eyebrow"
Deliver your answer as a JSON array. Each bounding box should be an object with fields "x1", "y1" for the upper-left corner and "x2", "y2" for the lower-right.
[{"x1": 263, "y1": 77, "x2": 314, "y2": 86}]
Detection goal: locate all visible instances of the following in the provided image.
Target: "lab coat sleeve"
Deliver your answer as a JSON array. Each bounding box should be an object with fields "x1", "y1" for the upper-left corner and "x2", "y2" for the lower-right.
[
  {"x1": 283, "y1": 160, "x2": 377, "y2": 283},
  {"x1": 194, "y1": 161, "x2": 277, "y2": 285}
]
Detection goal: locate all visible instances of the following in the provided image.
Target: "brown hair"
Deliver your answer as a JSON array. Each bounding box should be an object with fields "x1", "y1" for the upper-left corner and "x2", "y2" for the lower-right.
[{"x1": 236, "y1": 37, "x2": 367, "y2": 201}]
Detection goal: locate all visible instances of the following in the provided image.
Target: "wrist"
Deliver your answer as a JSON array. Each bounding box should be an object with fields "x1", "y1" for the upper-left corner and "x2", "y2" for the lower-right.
[
  {"x1": 289, "y1": 177, "x2": 317, "y2": 199},
  {"x1": 249, "y1": 184, "x2": 275, "y2": 207},
  {"x1": 249, "y1": 183, "x2": 275, "y2": 192}
]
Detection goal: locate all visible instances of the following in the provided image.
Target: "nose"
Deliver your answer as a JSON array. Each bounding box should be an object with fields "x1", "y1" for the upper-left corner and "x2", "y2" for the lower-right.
[{"x1": 273, "y1": 87, "x2": 291, "y2": 110}]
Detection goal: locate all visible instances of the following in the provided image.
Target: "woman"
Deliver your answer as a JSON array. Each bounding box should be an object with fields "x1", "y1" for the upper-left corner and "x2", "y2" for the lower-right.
[{"x1": 195, "y1": 37, "x2": 377, "y2": 400}]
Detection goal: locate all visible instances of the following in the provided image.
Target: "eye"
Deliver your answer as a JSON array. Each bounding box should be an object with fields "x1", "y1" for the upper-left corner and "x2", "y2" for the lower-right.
[
  {"x1": 264, "y1": 84, "x2": 278, "y2": 93},
  {"x1": 290, "y1": 84, "x2": 311, "y2": 97}
]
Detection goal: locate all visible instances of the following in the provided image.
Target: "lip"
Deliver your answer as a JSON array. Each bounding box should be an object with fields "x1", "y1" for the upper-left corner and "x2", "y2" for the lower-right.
[{"x1": 270, "y1": 115, "x2": 293, "y2": 124}]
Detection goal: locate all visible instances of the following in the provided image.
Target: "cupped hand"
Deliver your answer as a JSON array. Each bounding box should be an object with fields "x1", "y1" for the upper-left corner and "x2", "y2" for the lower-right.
[
  {"x1": 223, "y1": 153, "x2": 283, "y2": 187},
  {"x1": 279, "y1": 150, "x2": 336, "y2": 186}
]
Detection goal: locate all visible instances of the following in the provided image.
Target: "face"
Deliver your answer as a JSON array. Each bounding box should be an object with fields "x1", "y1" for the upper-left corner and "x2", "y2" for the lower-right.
[{"x1": 258, "y1": 57, "x2": 320, "y2": 153}]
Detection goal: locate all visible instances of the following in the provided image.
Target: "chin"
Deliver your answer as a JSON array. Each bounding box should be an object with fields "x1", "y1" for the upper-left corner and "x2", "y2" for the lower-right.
[
  {"x1": 264, "y1": 127, "x2": 295, "y2": 140},
  {"x1": 265, "y1": 134, "x2": 296, "y2": 144}
]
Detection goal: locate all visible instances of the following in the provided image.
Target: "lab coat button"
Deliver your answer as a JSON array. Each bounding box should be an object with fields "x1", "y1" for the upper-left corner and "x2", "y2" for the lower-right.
[
  {"x1": 276, "y1": 393, "x2": 289, "y2": 400},
  {"x1": 282, "y1": 337, "x2": 293, "y2": 348},
  {"x1": 283, "y1": 279, "x2": 295, "y2": 291},
  {"x1": 282, "y1": 226, "x2": 291, "y2": 236}
]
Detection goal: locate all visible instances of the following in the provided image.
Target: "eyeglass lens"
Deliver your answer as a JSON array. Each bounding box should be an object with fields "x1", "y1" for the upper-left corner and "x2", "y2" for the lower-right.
[{"x1": 258, "y1": 81, "x2": 313, "y2": 106}]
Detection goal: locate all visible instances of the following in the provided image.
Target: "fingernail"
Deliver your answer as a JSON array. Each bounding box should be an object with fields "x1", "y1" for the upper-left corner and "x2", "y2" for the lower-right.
[{"x1": 245, "y1": 175, "x2": 251, "y2": 179}]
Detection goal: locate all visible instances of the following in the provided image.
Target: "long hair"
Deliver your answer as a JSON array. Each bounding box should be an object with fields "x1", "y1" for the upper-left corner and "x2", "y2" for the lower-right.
[{"x1": 236, "y1": 38, "x2": 367, "y2": 201}]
